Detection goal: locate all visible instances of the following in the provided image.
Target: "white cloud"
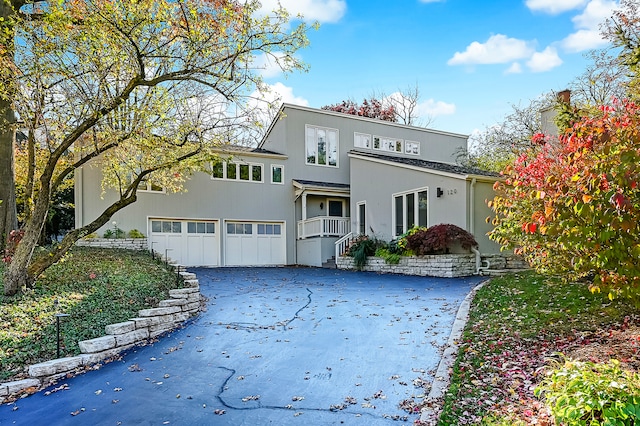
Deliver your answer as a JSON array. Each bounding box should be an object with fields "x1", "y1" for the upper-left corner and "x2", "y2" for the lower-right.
[
  {"x1": 253, "y1": 82, "x2": 309, "y2": 108},
  {"x1": 525, "y1": 0, "x2": 588, "y2": 14},
  {"x1": 448, "y1": 34, "x2": 535, "y2": 65},
  {"x1": 526, "y1": 46, "x2": 563, "y2": 72},
  {"x1": 258, "y1": 0, "x2": 347, "y2": 23},
  {"x1": 505, "y1": 62, "x2": 523, "y2": 74},
  {"x1": 560, "y1": 0, "x2": 619, "y2": 52},
  {"x1": 561, "y1": 28, "x2": 609, "y2": 51},
  {"x1": 417, "y1": 99, "x2": 456, "y2": 116},
  {"x1": 573, "y1": 0, "x2": 617, "y2": 27}
]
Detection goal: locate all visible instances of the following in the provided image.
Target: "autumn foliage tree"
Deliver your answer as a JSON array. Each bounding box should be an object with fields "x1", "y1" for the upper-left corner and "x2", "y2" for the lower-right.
[
  {"x1": 1, "y1": 0, "x2": 310, "y2": 295},
  {"x1": 489, "y1": 99, "x2": 640, "y2": 299},
  {"x1": 322, "y1": 98, "x2": 396, "y2": 122}
]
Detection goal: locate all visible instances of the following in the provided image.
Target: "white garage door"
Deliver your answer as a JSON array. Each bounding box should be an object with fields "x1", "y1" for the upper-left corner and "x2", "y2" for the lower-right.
[
  {"x1": 225, "y1": 221, "x2": 285, "y2": 266},
  {"x1": 149, "y1": 219, "x2": 219, "y2": 267}
]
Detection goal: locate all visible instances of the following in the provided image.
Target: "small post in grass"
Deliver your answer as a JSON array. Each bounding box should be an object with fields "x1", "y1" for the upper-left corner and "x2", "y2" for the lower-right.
[
  {"x1": 53, "y1": 299, "x2": 70, "y2": 359},
  {"x1": 165, "y1": 248, "x2": 172, "y2": 267}
]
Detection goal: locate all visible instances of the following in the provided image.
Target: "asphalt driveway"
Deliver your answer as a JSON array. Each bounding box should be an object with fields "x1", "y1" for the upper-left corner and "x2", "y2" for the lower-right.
[{"x1": 0, "y1": 267, "x2": 484, "y2": 425}]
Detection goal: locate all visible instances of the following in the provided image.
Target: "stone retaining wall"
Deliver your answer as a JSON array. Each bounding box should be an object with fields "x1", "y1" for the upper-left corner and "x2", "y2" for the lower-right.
[
  {"x1": 336, "y1": 253, "x2": 527, "y2": 277},
  {"x1": 337, "y1": 254, "x2": 477, "y2": 277},
  {"x1": 76, "y1": 238, "x2": 148, "y2": 251},
  {"x1": 0, "y1": 269, "x2": 201, "y2": 403}
]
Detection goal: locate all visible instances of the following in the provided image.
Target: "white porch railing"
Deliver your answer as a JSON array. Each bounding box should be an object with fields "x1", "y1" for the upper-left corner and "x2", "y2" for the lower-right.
[
  {"x1": 297, "y1": 217, "x2": 350, "y2": 240},
  {"x1": 334, "y1": 231, "x2": 354, "y2": 260}
]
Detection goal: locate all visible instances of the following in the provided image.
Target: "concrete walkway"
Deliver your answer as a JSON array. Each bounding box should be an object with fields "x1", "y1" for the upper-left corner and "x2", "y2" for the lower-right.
[{"x1": 0, "y1": 267, "x2": 484, "y2": 425}]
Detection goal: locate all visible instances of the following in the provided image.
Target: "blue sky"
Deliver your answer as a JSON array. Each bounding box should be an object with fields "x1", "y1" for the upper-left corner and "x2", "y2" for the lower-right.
[{"x1": 255, "y1": 0, "x2": 619, "y2": 136}]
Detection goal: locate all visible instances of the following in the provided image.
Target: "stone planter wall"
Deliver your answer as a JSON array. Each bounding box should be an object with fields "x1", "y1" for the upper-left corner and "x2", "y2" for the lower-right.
[
  {"x1": 76, "y1": 238, "x2": 148, "y2": 251},
  {"x1": 337, "y1": 254, "x2": 477, "y2": 278},
  {"x1": 0, "y1": 269, "x2": 201, "y2": 403},
  {"x1": 336, "y1": 253, "x2": 528, "y2": 277}
]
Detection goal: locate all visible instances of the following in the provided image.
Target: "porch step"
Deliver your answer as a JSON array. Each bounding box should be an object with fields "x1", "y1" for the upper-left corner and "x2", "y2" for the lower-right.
[{"x1": 322, "y1": 256, "x2": 337, "y2": 269}]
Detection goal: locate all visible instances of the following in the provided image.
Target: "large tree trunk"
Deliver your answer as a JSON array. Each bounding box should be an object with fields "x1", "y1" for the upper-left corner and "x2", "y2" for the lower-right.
[
  {"x1": 0, "y1": 0, "x2": 18, "y2": 252},
  {"x1": 0, "y1": 99, "x2": 17, "y2": 251},
  {"x1": 3, "y1": 177, "x2": 48, "y2": 295}
]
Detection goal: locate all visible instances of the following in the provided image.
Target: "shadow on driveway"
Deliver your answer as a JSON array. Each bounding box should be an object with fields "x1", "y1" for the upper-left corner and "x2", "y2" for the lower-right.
[{"x1": 0, "y1": 267, "x2": 484, "y2": 425}]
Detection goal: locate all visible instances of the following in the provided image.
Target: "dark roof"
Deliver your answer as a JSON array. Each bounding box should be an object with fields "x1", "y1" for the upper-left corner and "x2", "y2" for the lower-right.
[
  {"x1": 292, "y1": 179, "x2": 351, "y2": 189},
  {"x1": 349, "y1": 150, "x2": 500, "y2": 178}
]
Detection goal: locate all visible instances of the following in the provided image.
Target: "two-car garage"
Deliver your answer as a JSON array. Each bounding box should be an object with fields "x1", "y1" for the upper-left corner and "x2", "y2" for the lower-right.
[{"x1": 148, "y1": 218, "x2": 285, "y2": 267}]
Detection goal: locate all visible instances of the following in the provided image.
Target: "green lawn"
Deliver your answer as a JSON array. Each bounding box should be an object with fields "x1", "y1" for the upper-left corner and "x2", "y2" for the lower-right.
[
  {"x1": 436, "y1": 271, "x2": 639, "y2": 425},
  {"x1": 0, "y1": 247, "x2": 183, "y2": 382}
]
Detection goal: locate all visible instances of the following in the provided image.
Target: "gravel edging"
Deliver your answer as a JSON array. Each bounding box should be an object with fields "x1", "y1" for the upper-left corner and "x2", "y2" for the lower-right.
[{"x1": 419, "y1": 279, "x2": 489, "y2": 424}]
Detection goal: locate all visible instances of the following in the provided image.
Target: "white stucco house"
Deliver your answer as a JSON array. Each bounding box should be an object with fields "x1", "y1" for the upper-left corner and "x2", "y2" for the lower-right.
[{"x1": 75, "y1": 103, "x2": 501, "y2": 268}]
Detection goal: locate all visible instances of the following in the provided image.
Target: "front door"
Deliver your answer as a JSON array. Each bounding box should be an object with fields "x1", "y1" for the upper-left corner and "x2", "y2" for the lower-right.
[{"x1": 328, "y1": 199, "x2": 343, "y2": 217}]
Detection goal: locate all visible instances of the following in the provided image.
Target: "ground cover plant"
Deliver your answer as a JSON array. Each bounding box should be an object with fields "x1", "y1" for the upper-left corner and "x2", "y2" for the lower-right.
[
  {"x1": 434, "y1": 271, "x2": 639, "y2": 425},
  {"x1": 0, "y1": 247, "x2": 183, "y2": 382}
]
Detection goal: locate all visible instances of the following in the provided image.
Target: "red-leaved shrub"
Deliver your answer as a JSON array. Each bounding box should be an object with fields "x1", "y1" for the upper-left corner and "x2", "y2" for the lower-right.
[{"x1": 404, "y1": 224, "x2": 478, "y2": 255}]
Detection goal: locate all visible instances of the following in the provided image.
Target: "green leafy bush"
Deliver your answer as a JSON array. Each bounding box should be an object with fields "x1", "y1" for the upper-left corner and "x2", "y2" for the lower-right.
[
  {"x1": 396, "y1": 225, "x2": 425, "y2": 252},
  {"x1": 535, "y1": 357, "x2": 640, "y2": 425},
  {"x1": 103, "y1": 227, "x2": 125, "y2": 239},
  {"x1": 128, "y1": 229, "x2": 145, "y2": 238},
  {"x1": 404, "y1": 224, "x2": 478, "y2": 255},
  {"x1": 347, "y1": 235, "x2": 384, "y2": 270},
  {"x1": 374, "y1": 248, "x2": 401, "y2": 264}
]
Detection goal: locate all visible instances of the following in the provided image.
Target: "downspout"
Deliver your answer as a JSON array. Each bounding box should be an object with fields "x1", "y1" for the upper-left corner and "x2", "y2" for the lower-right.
[
  {"x1": 469, "y1": 178, "x2": 476, "y2": 235},
  {"x1": 471, "y1": 247, "x2": 489, "y2": 275},
  {"x1": 469, "y1": 178, "x2": 489, "y2": 274}
]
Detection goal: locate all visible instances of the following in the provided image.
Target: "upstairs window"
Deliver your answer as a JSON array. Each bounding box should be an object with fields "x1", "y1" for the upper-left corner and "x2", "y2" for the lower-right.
[
  {"x1": 354, "y1": 132, "x2": 371, "y2": 149},
  {"x1": 271, "y1": 165, "x2": 284, "y2": 184},
  {"x1": 306, "y1": 125, "x2": 338, "y2": 167},
  {"x1": 139, "y1": 177, "x2": 164, "y2": 193},
  {"x1": 373, "y1": 135, "x2": 403, "y2": 153},
  {"x1": 212, "y1": 161, "x2": 263, "y2": 183},
  {"x1": 405, "y1": 141, "x2": 420, "y2": 155}
]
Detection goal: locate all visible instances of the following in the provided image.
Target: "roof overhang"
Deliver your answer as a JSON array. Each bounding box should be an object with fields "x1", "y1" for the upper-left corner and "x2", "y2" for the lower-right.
[
  {"x1": 348, "y1": 151, "x2": 500, "y2": 183},
  {"x1": 212, "y1": 146, "x2": 287, "y2": 160},
  {"x1": 292, "y1": 179, "x2": 351, "y2": 200}
]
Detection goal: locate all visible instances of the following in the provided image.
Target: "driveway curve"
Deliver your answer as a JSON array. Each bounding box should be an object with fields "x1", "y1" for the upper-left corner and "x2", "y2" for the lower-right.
[{"x1": 0, "y1": 267, "x2": 484, "y2": 425}]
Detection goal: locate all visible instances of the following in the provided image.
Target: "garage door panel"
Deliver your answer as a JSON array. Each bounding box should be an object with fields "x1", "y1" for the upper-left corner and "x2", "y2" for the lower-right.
[
  {"x1": 225, "y1": 222, "x2": 285, "y2": 266},
  {"x1": 150, "y1": 219, "x2": 219, "y2": 267}
]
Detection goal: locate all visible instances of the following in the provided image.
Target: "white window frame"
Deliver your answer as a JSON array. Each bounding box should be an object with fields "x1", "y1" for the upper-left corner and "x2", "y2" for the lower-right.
[
  {"x1": 271, "y1": 164, "x2": 284, "y2": 184},
  {"x1": 354, "y1": 132, "x2": 371, "y2": 149},
  {"x1": 373, "y1": 135, "x2": 403, "y2": 153},
  {"x1": 211, "y1": 161, "x2": 264, "y2": 183},
  {"x1": 404, "y1": 140, "x2": 420, "y2": 155},
  {"x1": 356, "y1": 201, "x2": 367, "y2": 236},
  {"x1": 138, "y1": 179, "x2": 165, "y2": 193},
  {"x1": 305, "y1": 124, "x2": 339, "y2": 167},
  {"x1": 392, "y1": 187, "x2": 429, "y2": 237}
]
